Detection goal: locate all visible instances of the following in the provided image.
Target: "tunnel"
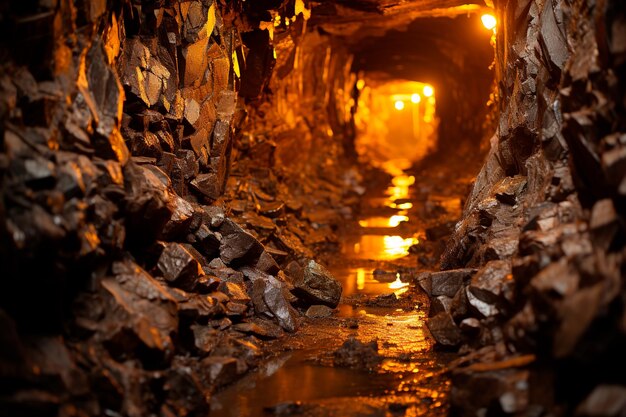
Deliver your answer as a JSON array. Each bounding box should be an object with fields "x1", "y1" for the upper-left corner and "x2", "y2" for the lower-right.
[{"x1": 0, "y1": 0, "x2": 625, "y2": 416}]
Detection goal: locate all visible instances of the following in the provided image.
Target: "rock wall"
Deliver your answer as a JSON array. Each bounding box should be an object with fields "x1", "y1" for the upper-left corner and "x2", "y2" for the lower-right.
[
  {"x1": 433, "y1": 0, "x2": 626, "y2": 414},
  {"x1": 0, "y1": 1, "x2": 357, "y2": 416}
]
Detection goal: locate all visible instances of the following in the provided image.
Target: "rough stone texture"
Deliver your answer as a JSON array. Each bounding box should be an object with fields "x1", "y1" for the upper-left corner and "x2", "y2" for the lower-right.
[
  {"x1": 0, "y1": 1, "x2": 353, "y2": 415},
  {"x1": 291, "y1": 260, "x2": 343, "y2": 308},
  {"x1": 439, "y1": 0, "x2": 626, "y2": 415}
]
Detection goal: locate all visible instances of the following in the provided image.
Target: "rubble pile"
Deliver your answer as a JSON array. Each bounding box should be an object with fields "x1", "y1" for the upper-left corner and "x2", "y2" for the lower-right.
[
  {"x1": 424, "y1": 0, "x2": 626, "y2": 414},
  {"x1": 0, "y1": 1, "x2": 357, "y2": 416}
]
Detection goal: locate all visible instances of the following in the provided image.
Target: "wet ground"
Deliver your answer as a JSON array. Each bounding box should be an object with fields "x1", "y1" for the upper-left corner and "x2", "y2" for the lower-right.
[{"x1": 210, "y1": 159, "x2": 469, "y2": 417}]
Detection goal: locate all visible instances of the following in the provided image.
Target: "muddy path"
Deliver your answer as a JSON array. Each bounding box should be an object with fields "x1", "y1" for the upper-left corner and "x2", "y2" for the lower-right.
[{"x1": 210, "y1": 159, "x2": 474, "y2": 416}]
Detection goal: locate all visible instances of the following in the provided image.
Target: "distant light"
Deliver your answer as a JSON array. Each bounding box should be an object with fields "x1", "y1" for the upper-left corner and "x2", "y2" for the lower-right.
[
  {"x1": 356, "y1": 79, "x2": 365, "y2": 90},
  {"x1": 394, "y1": 100, "x2": 405, "y2": 110},
  {"x1": 388, "y1": 215, "x2": 409, "y2": 227},
  {"x1": 411, "y1": 93, "x2": 421, "y2": 103},
  {"x1": 481, "y1": 13, "x2": 497, "y2": 30},
  {"x1": 389, "y1": 274, "x2": 409, "y2": 290},
  {"x1": 423, "y1": 85, "x2": 434, "y2": 97}
]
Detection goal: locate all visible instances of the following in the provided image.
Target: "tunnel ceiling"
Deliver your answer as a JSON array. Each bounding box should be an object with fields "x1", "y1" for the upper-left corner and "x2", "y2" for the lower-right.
[
  {"x1": 351, "y1": 16, "x2": 493, "y2": 80},
  {"x1": 308, "y1": 0, "x2": 490, "y2": 40}
]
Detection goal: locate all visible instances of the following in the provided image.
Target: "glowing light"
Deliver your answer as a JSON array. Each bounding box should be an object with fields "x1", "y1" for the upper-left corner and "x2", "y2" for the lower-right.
[
  {"x1": 481, "y1": 13, "x2": 497, "y2": 30},
  {"x1": 394, "y1": 100, "x2": 405, "y2": 110},
  {"x1": 356, "y1": 79, "x2": 365, "y2": 90},
  {"x1": 389, "y1": 202, "x2": 413, "y2": 210},
  {"x1": 392, "y1": 175, "x2": 415, "y2": 187},
  {"x1": 382, "y1": 236, "x2": 418, "y2": 258},
  {"x1": 388, "y1": 215, "x2": 409, "y2": 227},
  {"x1": 357, "y1": 268, "x2": 366, "y2": 290},
  {"x1": 389, "y1": 274, "x2": 409, "y2": 290},
  {"x1": 423, "y1": 85, "x2": 434, "y2": 97},
  {"x1": 411, "y1": 93, "x2": 421, "y2": 103}
]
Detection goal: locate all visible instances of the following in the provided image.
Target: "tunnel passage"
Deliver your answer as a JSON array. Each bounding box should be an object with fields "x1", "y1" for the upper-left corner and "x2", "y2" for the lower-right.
[{"x1": 1, "y1": 0, "x2": 626, "y2": 417}]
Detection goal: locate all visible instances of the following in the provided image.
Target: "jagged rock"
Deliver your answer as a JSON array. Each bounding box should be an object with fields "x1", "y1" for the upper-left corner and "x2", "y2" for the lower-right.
[
  {"x1": 333, "y1": 337, "x2": 381, "y2": 370},
  {"x1": 575, "y1": 385, "x2": 626, "y2": 417},
  {"x1": 291, "y1": 260, "x2": 342, "y2": 308},
  {"x1": 426, "y1": 312, "x2": 463, "y2": 347},
  {"x1": 163, "y1": 360, "x2": 211, "y2": 415},
  {"x1": 190, "y1": 173, "x2": 221, "y2": 200},
  {"x1": 492, "y1": 175, "x2": 527, "y2": 205},
  {"x1": 162, "y1": 194, "x2": 195, "y2": 239},
  {"x1": 101, "y1": 261, "x2": 179, "y2": 360},
  {"x1": 430, "y1": 295, "x2": 453, "y2": 316},
  {"x1": 157, "y1": 242, "x2": 203, "y2": 291},
  {"x1": 451, "y1": 369, "x2": 530, "y2": 415},
  {"x1": 530, "y1": 258, "x2": 578, "y2": 298},
  {"x1": 459, "y1": 318, "x2": 482, "y2": 335},
  {"x1": 262, "y1": 275, "x2": 298, "y2": 332},
  {"x1": 232, "y1": 320, "x2": 283, "y2": 339},
  {"x1": 218, "y1": 219, "x2": 264, "y2": 265},
  {"x1": 467, "y1": 260, "x2": 511, "y2": 314},
  {"x1": 190, "y1": 325, "x2": 218, "y2": 356},
  {"x1": 305, "y1": 305, "x2": 334, "y2": 318},
  {"x1": 218, "y1": 282, "x2": 250, "y2": 304},
  {"x1": 193, "y1": 224, "x2": 222, "y2": 259},
  {"x1": 589, "y1": 199, "x2": 620, "y2": 250},
  {"x1": 247, "y1": 271, "x2": 298, "y2": 332},
  {"x1": 204, "y1": 205, "x2": 226, "y2": 229},
  {"x1": 418, "y1": 269, "x2": 475, "y2": 297},
  {"x1": 483, "y1": 231, "x2": 520, "y2": 260}
]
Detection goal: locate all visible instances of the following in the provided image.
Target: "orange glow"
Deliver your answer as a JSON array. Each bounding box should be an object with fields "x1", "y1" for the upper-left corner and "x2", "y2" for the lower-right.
[
  {"x1": 355, "y1": 81, "x2": 439, "y2": 168},
  {"x1": 423, "y1": 85, "x2": 434, "y2": 97},
  {"x1": 358, "y1": 215, "x2": 407, "y2": 228},
  {"x1": 389, "y1": 274, "x2": 409, "y2": 290},
  {"x1": 387, "y1": 174, "x2": 416, "y2": 200},
  {"x1": 356, "y1": 79, "x2": 365, "y2": 90},
  {"x1": 481, "y1": 13, "x2": 497, "y2": 30},
  {"x1": 390, "y1": 202, "x2": 413, "y2": 209},
  {"x1": 382, "y1": 235, "x2": 418, "y2": 258},
  {"x1": 392, "y1": 175, "x2": 415, "y2": 187},
  {"x1": 356, "y1": 268, "x2": 366, "y2": 290},
  {"x1": 388, "y1": 215, "x2": 408, "y2": 227}
]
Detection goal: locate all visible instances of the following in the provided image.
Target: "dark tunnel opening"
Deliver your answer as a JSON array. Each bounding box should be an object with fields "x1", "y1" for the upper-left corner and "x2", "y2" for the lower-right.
[{"x1": 1, "y1": 0, "x2": 626, "y2": 416}]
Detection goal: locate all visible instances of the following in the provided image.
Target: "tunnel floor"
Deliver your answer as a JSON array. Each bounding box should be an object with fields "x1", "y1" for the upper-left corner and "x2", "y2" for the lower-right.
[{"x1": 210, "y1": 155, "x2": 478, "y2": 416}]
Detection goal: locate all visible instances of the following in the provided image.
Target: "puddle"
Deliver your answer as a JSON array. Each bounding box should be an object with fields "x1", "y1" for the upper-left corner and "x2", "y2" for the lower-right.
[
  {"x1": 209, "y1": 166, "x2": 450, "y2": 417},
  {"x1": 210, "y1": 352, "x2": 400, "y2": 417},
  {"x1": 350, "y1": 235, "x2": 418, "y2": 261}
]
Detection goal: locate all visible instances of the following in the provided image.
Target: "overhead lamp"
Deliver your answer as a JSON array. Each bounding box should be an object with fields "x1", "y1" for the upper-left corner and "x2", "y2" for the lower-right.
[
  {"x1": 481, "y1": 13, "x2": 497, "y2": 30},
  {"x1": 394, "y1": 100, "x2": 405, "y2": 110},
  {"x1": 411, "y1": 93, "x2": 421, "y2": 103}
]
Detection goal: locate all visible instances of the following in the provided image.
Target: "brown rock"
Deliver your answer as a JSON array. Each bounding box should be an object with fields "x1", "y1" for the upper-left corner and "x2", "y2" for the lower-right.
[{"x1": 157, "y1": 243, "x2": 203, "y2": 291}]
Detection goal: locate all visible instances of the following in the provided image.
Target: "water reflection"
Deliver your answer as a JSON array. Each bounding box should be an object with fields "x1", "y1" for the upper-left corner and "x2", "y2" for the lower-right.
[
  {"x1": 389, "y1": 201, "x2": 413, "y2": 210},
  {"x1": 386, "y1": 175, "x2": 415, "y2": 201},
  {"x1": 339, "y1": 267, "x2": 399, "y2": 296},
  {"x1": 210, "y1": 351, "x2": 400, "y2": 417},
  {"x1": 210, "y1": 156, "x2": 451, "y2": 417},
  {"x1": 389, "y1": 275, "x2": 409, "y2": 290},
  {"x1": 347, "y1": 235, "x2": 418, "y2": 261},
  {"x1": 358, "y1": 215, "x2": 408, "y2": 228}
]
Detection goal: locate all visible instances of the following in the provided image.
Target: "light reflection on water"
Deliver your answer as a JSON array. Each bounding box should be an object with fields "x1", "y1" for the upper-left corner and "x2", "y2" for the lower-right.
[
  {"x1": 358, "y1": 214, "x2": 408, "y2": 228},
  {"x1": 338, "y1": 267, "x2": 409, "y2": 296},
  {"x1": 348, "y1": 234, "x2": 418, "y2": 261},
  {"x1": 209, "y1": 161, "x2": 450, "y2": 417},
  {"x1": 386, "y1": 175, "x2": 415, "y2": 201}
]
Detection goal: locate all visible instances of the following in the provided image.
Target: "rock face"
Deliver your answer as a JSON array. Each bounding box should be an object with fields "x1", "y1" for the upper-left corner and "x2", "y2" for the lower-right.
[
  {"x1": 292, "y1": 260, "x2": 343, "y2": 308},
  {"x1": 0, "y1": 1, "x2": 355, "y2": 416},
  {"x1": 433, "y1": 0, "x2": 626, "y2": 415}
]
